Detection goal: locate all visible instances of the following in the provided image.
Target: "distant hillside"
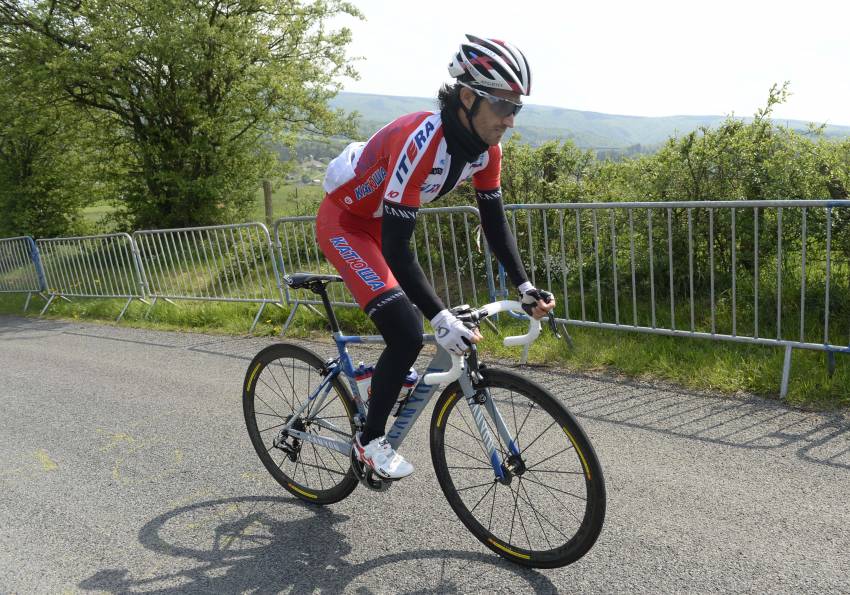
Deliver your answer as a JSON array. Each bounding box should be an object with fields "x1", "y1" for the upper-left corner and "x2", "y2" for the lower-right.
[{"x1": 329, "y1": 92, "x2": 850, "y2": 152}]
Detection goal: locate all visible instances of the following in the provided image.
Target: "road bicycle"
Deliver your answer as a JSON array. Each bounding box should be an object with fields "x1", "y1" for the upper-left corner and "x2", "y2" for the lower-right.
[{"x1": 243, "y1": 273, "x2": 606, "y2": 568}]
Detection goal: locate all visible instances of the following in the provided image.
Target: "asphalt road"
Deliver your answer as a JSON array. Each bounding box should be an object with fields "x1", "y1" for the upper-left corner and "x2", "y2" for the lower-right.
[{"x1": 1, "y1": 315, "x2": 849, "y2": 594}]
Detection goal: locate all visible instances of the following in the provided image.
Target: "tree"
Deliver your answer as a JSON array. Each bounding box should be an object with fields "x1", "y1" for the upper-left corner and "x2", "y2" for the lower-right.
[
  {"x1": 0, "y1": 18, "x2": 119, "y2": 238},
  {"x1": 1, "y1": 0, "x2": 360, "y2": 229}
]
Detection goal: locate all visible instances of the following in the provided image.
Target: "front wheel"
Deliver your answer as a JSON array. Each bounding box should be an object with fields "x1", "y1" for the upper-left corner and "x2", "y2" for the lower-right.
[{"x1": 430, "y1": 368, "x2": 605, "y2": 568}]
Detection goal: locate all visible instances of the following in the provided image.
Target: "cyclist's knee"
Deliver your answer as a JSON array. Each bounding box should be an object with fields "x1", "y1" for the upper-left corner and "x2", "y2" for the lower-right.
[{"x1": 367, "y1": 288, "x2": 424, "y2": 353}]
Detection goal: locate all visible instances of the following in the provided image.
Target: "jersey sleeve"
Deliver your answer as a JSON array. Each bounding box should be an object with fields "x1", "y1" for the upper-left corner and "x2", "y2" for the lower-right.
[{"x1": 472, "y1": 144, "x2": 502, "y2": 190}]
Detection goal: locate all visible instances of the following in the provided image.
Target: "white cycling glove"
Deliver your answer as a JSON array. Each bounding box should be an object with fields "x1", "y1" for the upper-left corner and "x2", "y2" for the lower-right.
[
  {"x1": 518, "y1": 281, "x2": 554, "y2": 318},
  {"x1": 430, "y1": 309, "x2": 476, "y2": 356}
]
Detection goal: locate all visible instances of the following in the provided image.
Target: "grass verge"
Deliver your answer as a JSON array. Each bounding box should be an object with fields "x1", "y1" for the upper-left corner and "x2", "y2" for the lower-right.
[{"x1": 1, "y1": 292, "x2": 847, "y2": 410}]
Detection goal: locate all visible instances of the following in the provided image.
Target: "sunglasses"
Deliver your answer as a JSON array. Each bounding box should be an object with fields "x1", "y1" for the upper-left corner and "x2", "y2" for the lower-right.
[{"x1": 459, "y1": 82, "x2": 523, "y2": 118}]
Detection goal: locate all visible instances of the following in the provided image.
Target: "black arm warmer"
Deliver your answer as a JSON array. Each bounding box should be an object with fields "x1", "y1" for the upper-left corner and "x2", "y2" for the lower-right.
[
  {"x1": 476, "y1": 188, "x2": 529, "y2": 288},
  {"x1": 381, "y1": 201, "x2": 445, "y2": 319}
]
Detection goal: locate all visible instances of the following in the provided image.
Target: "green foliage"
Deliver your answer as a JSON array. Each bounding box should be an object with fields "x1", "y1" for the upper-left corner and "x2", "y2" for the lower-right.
[
  {"x1": 0, "y1": 18, "x2": 121, "y2": 238},
  {"x1": 2, "y1": 0, "x2": 361, "y2": 230}
]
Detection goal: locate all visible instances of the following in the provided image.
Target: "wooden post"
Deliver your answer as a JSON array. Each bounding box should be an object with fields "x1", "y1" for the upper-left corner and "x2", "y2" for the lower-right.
[{"x1": 262, "y1": 180, "x2": 273, "y2": 226}]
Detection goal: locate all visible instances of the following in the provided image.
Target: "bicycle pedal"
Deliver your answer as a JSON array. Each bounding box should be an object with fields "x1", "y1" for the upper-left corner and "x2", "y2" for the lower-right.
[{"x1": 350, "y1": 451, "x2": 394, "y2": 492}]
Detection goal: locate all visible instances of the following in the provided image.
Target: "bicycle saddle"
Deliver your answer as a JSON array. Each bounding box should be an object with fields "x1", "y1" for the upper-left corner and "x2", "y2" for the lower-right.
[{"x1": 284, "y1": 273, "x2": 343, "y2": 292}]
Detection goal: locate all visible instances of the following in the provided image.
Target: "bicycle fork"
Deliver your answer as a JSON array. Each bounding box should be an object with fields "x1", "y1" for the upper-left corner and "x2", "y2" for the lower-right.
[{"x1": 457, "y1": 373, "x2": 523, "y2": 484}]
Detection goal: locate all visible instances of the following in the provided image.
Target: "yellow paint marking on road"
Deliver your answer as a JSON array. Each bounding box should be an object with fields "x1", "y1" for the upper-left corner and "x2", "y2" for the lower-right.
[
  {"x1": 35, "y1": 449, "x2": 58, "y2": 471},
  {"x1": 174, "y1": 449, "x2": 183, "y2": 464},
  {"x1": 99, "y1": 431, "x2": 135, "y2": 452}
]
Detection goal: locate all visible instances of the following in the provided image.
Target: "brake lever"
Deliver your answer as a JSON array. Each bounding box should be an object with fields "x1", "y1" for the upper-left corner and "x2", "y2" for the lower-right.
[{"x1": 546, "y1": 311, "x2": 561, "y2": 339}]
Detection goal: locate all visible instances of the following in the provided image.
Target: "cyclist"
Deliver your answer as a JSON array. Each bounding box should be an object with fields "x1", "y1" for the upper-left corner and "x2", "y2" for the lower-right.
[{"x1": 316, "y1": 34, "x2": 555, "y2": 480}]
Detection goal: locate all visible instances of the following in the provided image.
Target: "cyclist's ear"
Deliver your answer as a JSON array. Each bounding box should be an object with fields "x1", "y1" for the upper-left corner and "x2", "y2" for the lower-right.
[{"x1": 459, "y1": 87, "x2": 476, "y2": 111}]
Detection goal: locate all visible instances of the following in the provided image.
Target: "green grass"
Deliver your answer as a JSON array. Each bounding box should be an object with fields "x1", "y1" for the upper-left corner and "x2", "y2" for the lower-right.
[{"x1": 2, "y1": 292, "x2": 847, "y2": 410}]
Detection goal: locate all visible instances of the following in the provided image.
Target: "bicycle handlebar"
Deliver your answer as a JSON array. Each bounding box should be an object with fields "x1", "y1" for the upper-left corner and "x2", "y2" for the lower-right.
[{"x1": 422, "y1": 300, "x2": 541, "y2": 386}]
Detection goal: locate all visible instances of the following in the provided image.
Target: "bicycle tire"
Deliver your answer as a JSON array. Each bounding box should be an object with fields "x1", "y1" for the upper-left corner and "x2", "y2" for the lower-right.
[
  {"x1": 430, "y1": 367, "x2": 605, "y2": 568},
  {"x1": 243, "y1": 343, "x2": 359, "y2": 505}
]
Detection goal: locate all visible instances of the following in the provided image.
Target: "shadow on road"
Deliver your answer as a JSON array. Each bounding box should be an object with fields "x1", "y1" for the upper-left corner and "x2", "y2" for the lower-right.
[
  {"x1": 0, "y1": 315, "x2": 69, "y2": 338},
  {"x1": 534, "y1": 368, "x2": 850, "y2": 472},
  {"x1": 78, "y1": 495, "x2": 558, "y2": 594}
]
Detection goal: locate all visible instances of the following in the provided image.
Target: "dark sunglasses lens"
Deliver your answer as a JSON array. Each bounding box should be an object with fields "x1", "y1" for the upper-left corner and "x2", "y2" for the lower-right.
[{"x1": 494, "y1": 99, "x2": 522, "y2": 117}]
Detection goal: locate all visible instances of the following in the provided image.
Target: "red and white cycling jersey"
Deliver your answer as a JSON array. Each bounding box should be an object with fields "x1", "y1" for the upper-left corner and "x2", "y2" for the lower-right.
[{"x1": 323, "y1": 111, "x2": 501, "y2": 218}]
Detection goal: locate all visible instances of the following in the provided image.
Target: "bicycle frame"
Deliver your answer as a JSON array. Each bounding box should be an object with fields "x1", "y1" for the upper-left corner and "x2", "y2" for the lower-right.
[{"x1": 279, "y1": 331, "x2": 520, "y2": 481}]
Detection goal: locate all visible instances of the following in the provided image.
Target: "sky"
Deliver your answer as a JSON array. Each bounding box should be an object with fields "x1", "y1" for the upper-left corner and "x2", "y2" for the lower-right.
[{"x1": 331, "y1": 0, "x2": 850, "y2": 126}]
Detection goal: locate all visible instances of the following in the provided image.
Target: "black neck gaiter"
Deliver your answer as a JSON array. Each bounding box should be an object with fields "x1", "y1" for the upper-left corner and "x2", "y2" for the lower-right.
[{"x1": 441, "y1": 102, "x2": 488, "y2": 164}]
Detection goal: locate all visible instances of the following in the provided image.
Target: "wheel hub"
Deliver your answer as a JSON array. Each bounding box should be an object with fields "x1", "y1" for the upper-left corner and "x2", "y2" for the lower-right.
[{"x1": 273, "y1": 415, "x2": 307, "y2": 462}]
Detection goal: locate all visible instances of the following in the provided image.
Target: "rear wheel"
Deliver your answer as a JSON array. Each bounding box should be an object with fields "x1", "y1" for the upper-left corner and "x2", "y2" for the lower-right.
[
  {"x1": 243, "y1": 343, "x2": 359, "y2": 504},
  {"x1": 430, "y1": 368, "x2": 605, "y2": 568}
]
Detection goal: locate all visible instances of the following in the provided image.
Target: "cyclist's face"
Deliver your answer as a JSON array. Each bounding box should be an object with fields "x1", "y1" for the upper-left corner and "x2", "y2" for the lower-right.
[{"x1": 460, "y1": 87, "x2": 521, "y2": 146}]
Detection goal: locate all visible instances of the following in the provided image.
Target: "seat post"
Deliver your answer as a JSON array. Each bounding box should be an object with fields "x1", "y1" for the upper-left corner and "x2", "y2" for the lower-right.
[{"x1": 315, "y1": 283, "x2": 341, "y2": 333}]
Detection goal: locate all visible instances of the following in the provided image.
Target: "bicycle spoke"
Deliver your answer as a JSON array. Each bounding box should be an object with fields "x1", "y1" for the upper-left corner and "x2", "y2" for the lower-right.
[
  {"x1": 514, "y1": 394, "x2": 535, "y2": 444},
  {"x1": 293, "y1": 458, "x2": 347, "y2": 477},
  {"x1": 468, "y1": 480, "x2": 497, "y2": 515},
  {"x1": 513, "y1": 483, "x2": 533, "y2": 550},
  {"x1": 488, "y1": 478, "x2": 498, "y2": 532},
  {"x1": 527, "y1": 468, "x2": 584, "y2": 476},
  {"x1": 307, "y1": 440, "x2": 325, "y2": 490},
  {"x1": 310, "y1": 387, "x2": 341, "y2": 419},
  {"x1": 509, "y1": 480, "x2": 520, "y2": 544},
  {"x1": 258, "y1": 420, "x2": 286, "y2": 434},
  {"x1": 518, "y1": 478, "x2": 554, "y2": 549},
  {"x1": 265, "y1": 363, "x2": 295, "y2": 411},
  {"x1": 516, "y1": 477, "x2": 572, "y2": 543},
  {"x1": 254, "y1": 385, "x2": 287, "y2": 419},
  {"x1": 311, "y1": 428, "x2": 348, "y2": 476},
  {"x1": 524, "y1": 446, "x2": 572, "y2": 472},
  {"x1": 456, "y1": 479, "x2": 498, "y2": 493},
  {"x1": 521, "y1": 474, "x2": 586, "y2": 502},
  {"x1": 444, "y1": 442, "x2": 490, "y2": 467},
  {"x1": 272, "y1": 358, "x2": 301, "y2": 412},
  {"x1": 447, "y1": 420, "x2": 484, "y2": 444},
  {"x1": 518, "y1": 419, "x2": 558, "y2": 457},
  {"x1": 447, "y1": 465, "x2": 495, "y2": 471}
]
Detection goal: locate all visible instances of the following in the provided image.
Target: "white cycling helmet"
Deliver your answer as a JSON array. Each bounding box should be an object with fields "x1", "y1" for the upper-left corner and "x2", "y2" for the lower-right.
[{"x1": 448, "y1": 34, "x2": 532, "y2": 96}]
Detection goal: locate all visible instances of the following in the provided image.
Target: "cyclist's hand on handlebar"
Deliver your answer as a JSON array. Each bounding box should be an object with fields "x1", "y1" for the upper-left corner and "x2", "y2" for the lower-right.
[
  {"x1": 431, "y1": 309, "x2": 483, "y2": 355},
  {"x1": 519, "y1": 284, "x2": 556, "y2": 320}
]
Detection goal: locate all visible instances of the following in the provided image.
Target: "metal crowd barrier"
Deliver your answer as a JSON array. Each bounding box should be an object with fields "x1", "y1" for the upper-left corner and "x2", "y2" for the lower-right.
[
  {"x1": 503, "y1": 200, "x2": 850, "y2": 398},
  {"x1": 4, "y1": 199, "x2": 846, "y2": 398},
  {"x1": 36, "y1": 233, "x2": 146, "y2": 320},
  {"x1": 272, "y1": 206, "x2": 496, "y2": 333},
  {"x1": 0, "y1": 236, "x2": 47, "y2": 310},
  {"x1": 133, "y1": 223, "x2": 283, "y2": 332}
]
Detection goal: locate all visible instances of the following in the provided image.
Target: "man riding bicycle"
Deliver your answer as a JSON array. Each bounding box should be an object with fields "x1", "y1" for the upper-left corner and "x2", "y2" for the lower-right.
[{"x1": 317, "y1": 34, "x2": 555, "y2": 480}]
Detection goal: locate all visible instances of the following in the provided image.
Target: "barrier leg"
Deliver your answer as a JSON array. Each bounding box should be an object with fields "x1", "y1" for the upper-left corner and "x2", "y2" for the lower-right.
[
  {"x1": 250, "y1": 302, "x2": 268, "y2": 334},
  {"x1": 116, "y1": 297, "x2": 133, "y2": 322},
  {"x1": 560, "y1": 322, "x2": 575, "y2": 349},
  {"x1": 780, "y1": 345, "x2": 793, "y2": 399},
  {"x1": 24, "y1": 292, "x2": 32, "y2": 312},
  {"x1": 144, "y1": 297, "x2": 158, "y2": 320},
  {"x1": 281, "y1": 302, "x2": 302, "y2": 336},
  {"x1": 826, "y1": 352, "x2": 836, "y2": 378},
  {"x1": 40, "y1": 294, "x2": 57, "y2": 316}
]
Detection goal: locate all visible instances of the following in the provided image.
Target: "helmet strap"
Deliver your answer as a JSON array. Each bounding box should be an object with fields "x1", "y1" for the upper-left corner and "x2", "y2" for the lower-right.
[{"x1": 459, "y1": 95, "x2": 486, "y2": 145}]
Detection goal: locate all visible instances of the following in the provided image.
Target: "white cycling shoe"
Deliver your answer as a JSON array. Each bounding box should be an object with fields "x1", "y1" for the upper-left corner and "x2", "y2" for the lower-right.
[{"x1": 353, "y1": 433, "x2": 414, "y2": 480}]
